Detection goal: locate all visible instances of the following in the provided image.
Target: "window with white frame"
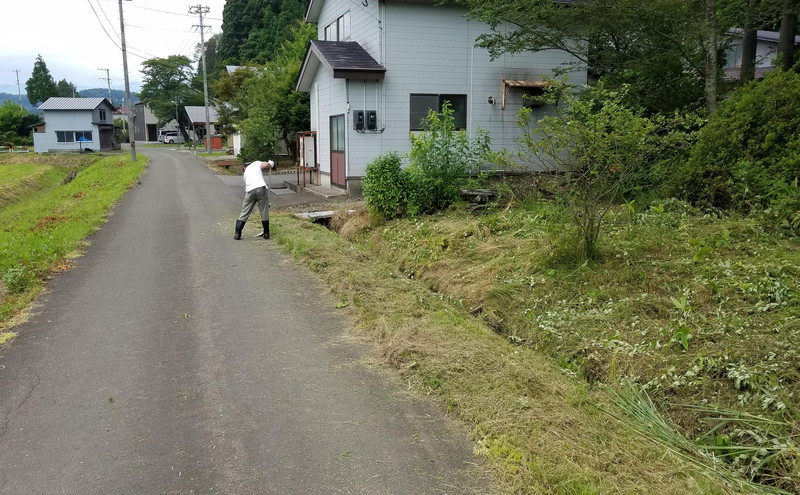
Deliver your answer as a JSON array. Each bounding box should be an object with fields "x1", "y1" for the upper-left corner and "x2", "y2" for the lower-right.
[
  {"x1": 324, "y1": 12, "x2": 350, "y2": 41},
  {"x1": 409, "y1": 94, "x2": 467, "y2": 131},
  {"x1": 56, "y1": 131, "x2": 93, "y2": 143}
]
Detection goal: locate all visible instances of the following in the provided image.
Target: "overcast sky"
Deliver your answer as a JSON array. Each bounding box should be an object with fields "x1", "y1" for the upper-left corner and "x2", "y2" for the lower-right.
[{"x1": 1, "y1": 0, "x2": 227, "y2": 97}]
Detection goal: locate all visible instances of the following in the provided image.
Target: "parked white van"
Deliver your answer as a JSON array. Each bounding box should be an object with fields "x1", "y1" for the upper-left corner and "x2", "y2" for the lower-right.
[{"x1": 160, "y1": 131, "x2": 185, "y2": 144}]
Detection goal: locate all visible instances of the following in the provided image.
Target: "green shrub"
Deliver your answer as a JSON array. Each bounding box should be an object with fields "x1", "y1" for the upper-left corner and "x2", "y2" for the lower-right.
[
  {"x1": 518, "y1": 83, "x2": 660, "y2": 260},
  {"x1": 671, "y1": 70, "x2": 800, "y2": 213},
  {"x1": 407, "y1": 103, "x2": 490, "y2": 216},
  {"x1": 362, "y1": 152, "x2": 409, "y2": 220}
]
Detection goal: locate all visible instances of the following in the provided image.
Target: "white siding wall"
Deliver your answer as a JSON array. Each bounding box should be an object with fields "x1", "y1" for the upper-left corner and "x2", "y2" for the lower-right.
[
  {"x1": 306, "y1": 1, "x2": 587, "y2": 183},
  {"x1": 379, "y1": 3, "x2": 585, "y2": 166},
  {"x1": 311, "y1": 66, "x2": 348, "y2": 187},
  {"x1": 34, "y1": 111, "x2": 98, "y2": 153},
  {"x1": 317, "y1": 0, "x2": 380, "y2": 59}
]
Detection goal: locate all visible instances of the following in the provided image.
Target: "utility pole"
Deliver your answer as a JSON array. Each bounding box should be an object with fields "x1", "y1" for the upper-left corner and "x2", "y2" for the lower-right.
[
  {"x1": 118, "y1": 0, "x2": 136, "y2": 162},
  {"x1": 13, "y1": 70, "x2": 23, "y2": 109},
  {"x1": 98, "y1": 68, "x2": 113, "y2": 103},
  {"x1": 190, "y1": 4, "x2": 212, "y2": 155}
]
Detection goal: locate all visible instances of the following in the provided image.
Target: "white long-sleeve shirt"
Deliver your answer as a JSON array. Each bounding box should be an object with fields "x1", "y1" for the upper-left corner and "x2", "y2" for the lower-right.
[{"x1": 243, "y1": 161, "x2": 268, "y2": 192}]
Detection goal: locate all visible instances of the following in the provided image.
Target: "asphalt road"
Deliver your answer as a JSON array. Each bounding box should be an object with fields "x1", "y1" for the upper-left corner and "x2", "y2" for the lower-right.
[{"x1": 0, "y1": 149, "x2": 486, "y2": 494}]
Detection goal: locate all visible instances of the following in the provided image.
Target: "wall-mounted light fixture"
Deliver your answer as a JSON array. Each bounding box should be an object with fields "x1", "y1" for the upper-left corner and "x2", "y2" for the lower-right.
[{"x1": 487, "y1": 96, "x2": 496, "y2": 105}]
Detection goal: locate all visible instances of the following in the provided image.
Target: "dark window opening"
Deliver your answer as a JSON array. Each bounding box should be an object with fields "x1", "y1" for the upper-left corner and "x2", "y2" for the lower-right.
[
  {"x1": 409, "y1": 94, "x2": 467, "y2": 131},
  {"x1": 324, "y1": 12, "x2": 350, "y2": 41}
]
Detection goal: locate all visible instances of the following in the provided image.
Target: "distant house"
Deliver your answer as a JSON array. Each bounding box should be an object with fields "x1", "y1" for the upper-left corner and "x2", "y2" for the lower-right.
[
  {"x1": 724, "y1": 29, "x2": 800, "y2": 80},
  {"x1": 183, "y1": 105, "x2": 220, "y2": 141},
  {"x1": 131, "y1": 102, "x2": 160, "y2": 142},
  {"x1": 33, "y1": 97, "x2": 117, "y2": 153},
  {"x1": 295, "y1": 0, "x2": 587, "y2": 192}
]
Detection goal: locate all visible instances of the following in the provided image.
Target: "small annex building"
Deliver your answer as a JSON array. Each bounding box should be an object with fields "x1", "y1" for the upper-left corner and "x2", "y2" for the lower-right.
[
  {"x1": 33, "y1": 97, "x2": 117, "y2": 153},
  {"x1": 295, "y1": 0, "x2": 587, "y2": 193}
]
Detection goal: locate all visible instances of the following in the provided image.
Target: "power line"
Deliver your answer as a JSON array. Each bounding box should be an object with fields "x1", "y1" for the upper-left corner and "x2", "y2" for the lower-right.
[
  {"x1": 87, "y1": 0, "x2": 123, "y2": 51},
  {"x1": 127, "y1": 24, "x2": 196, "y2": 33},
  {"x1": 126, "y1": 3, "x2": 221, "y2": 21},
  {"x1": 93, "y1": 0, "x2": 121, "y2": 41}
]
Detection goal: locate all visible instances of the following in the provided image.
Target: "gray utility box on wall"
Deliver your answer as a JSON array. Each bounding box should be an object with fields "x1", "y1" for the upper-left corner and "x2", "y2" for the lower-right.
[{"x1": 353, "y1": 110, "x2": 377, "y2": 131}]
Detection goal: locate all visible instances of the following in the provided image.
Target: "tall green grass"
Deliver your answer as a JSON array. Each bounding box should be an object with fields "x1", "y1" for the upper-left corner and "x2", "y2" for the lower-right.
[{"x1": 0, "y1": 154, "x2": 147, "y2": 326}]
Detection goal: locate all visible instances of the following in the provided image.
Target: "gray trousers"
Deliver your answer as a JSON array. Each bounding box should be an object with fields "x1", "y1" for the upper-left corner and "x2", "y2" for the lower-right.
[{"x1": 238, "y1": 186, "x2": 269, "y2": 222}]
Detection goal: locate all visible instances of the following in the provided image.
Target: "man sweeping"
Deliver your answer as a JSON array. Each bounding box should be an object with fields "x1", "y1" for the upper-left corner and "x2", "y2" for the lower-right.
[{"x1": 234, "y1": 159, "x2": 274, "y2": 240}]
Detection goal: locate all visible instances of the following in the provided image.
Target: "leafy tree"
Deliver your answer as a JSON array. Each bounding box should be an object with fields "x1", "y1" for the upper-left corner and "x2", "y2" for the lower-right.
[
  {"x1": 213, "y1": 67, "x2": 258, "y2": 136},
  {"x1": 25, "y1": 55, "x2": 58, "y2": 106},
  {"x1": 138, "y1": 56, "x2": 198, "y2": 139},
  {"x1": 461, "y1": 0, "x2": 787, "y2": 113},
  {"x1": 670, "y1": 70, "x2": 800, "y2": 216},
  {"x1": 56, "y1": 79, "x2": 78, "y2": 98},
  {"x1": 234, "y1": 22, "x2": 314, "y2": 161},
  {"x1": 0, "y1": 101, "x2": 39, "y2": 146},
  {"x1": 518, "y1": 84, "x2": 658, "y2": 260}
]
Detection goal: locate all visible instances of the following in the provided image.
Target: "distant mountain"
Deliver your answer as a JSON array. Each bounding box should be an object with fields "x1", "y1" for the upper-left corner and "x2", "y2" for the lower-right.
[
  {"x1": 78, "y1": 88, "x2": 139, "y2": 107},
  {"x1": 0, "y1": 93, "x2": 37, "y2": 113},
  {"x1": 0, "y1": 89, "x2": 139, "y2": 114}
]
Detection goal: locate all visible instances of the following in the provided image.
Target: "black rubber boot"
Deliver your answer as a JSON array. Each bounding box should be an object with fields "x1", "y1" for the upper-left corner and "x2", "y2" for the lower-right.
[
  {"x1": 261, "y1": 220, "x2": 270, "y2": 240},
  {"x1": 234, "y1": 220, "x2": 246, "y2": 240}
]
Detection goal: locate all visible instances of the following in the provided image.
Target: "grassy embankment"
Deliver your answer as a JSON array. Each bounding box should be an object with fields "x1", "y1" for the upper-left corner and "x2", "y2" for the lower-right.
[
  {"x1": 0, "y1": 154, "x2": 147, "y2": 342},
  {"x1": 269, "y1": 182, "x2": 798, "y2": 494}
]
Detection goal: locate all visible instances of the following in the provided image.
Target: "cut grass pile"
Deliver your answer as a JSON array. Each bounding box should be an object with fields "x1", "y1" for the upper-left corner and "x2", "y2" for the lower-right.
[
  {"x1": 0, "y1": 154, "x2": 147, "y2": 334},
  {"x1": 272, "y1": 212, "x2": 768, "y2": 494}
]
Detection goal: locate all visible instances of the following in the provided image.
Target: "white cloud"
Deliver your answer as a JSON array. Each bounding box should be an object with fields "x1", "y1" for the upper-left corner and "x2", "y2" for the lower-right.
[{"x1": 0, "y1": 0, "x2": 226, "y2": 95}]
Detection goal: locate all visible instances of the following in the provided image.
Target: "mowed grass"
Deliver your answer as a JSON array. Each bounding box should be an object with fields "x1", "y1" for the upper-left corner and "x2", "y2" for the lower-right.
[
  {"x1": 354, "y1": 194, "x2": 799, "y2": 492},
  {"x1": 0, "y1": 154, "x2": 147, "y2": 335},
  {"x1": 0, "y1": 164, "x2": 65, "y2": 208},
  {"x1": 271, "y1": 212, "x2": 762, "y2": 495}
]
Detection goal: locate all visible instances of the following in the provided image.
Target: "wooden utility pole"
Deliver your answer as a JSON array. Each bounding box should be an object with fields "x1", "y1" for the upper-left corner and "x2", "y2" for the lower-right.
[
  {"x1": 190, "y1": 4, "x2": 212, "y2": 155},
  {"x1": 98, "y1": 68, "x2": 113, "y2": 103},
  {"x1": 12, "y1": 70, "x2": 23, "y2": 109},
  {"x1": 119, "y1": 0, "x2": 136, "y2": 162}
]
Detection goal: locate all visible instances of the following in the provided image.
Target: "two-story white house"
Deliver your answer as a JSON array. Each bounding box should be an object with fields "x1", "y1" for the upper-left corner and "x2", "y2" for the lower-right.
[
  {"x1": 295, "y1": 0, "x2": 587, "y2": 192},
  {"x1": 724, "y1": 29, "x2": 800, "y2": 80},
  {"x1": 33, "y1": 97, "x2": 117, "y2": 153}
]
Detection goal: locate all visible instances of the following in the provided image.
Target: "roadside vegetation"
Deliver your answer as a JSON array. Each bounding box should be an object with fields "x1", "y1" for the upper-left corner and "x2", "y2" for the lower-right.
[
  {"x1": 0, "y1": 153, "x2": 146, "y2": 340},
  {"x1": 273, "y1": 69, "x2": 800, "y2": 494}
]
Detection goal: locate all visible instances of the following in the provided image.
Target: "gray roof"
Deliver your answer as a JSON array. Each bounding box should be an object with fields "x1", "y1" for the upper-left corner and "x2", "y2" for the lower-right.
[
  {"x1": 728, "y1": 28, "x2": 800, "y2": 44},
  {"x1": 184, "y1": 105, "x2": 219, "y2": 124},
  {"x1": 38, "y1": 97, "x2": 115, "y2": 111},
  {"x1": 297, "y1": 41, "x2": 386, "y2": 92}
]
